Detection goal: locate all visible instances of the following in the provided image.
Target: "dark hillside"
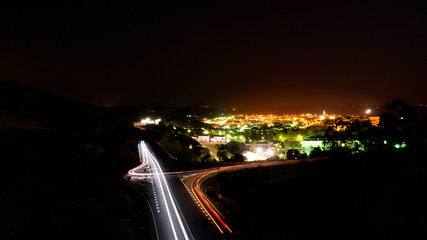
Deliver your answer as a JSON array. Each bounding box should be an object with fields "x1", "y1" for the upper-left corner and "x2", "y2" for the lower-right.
[
  {"x1": 0, "y1": 80, "x2": 100, "y2": 132},
  {"x1": 0, "y1": 80, "x2": 141, "y2": 177},
  {"x1": 0, "y1": 81, "x2": 149, "y2": 239},
  {"x1": 205, "y1": 149, "x2": 427, "y2": 240}
]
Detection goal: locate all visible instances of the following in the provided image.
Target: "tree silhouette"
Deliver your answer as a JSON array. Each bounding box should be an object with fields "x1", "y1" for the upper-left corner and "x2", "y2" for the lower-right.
[
  {"x1": 379, "y1": 99, "x2": 420, "y2": 148},
  {"x1": 232, "y1": 153, "x2": 246, "y2": 162},
  {"x1": 309, "y1": 147, "x2": 324, "y2": 158},
  {"x1": 286, "y1": 148, "x2": 300, "y2": 160},
  {"x1": 217, "y1": 149, "x2": 232, "y2": 161},
  {"x1": 226, "y1": 141, "x2": 244, "y2": 155}
]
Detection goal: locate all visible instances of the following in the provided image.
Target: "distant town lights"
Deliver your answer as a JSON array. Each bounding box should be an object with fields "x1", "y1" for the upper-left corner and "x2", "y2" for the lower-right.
[{"x1": 140, "y1": 117, "x2": 161, "y2": 125}]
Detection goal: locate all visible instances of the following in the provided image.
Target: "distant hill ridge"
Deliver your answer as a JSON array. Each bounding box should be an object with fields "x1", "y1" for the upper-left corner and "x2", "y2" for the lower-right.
[{"x1": 0, "y1": 80, "x2": 100, "y2": 130}]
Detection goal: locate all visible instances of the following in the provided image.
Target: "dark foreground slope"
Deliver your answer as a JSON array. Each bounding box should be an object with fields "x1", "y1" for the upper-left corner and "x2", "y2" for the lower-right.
[
  {"x1": 205, "y1": 150, "x2": 427, "y2": 240},
  {"x1": 0, "y1": 81, "x2": 150, "y2": 239}
]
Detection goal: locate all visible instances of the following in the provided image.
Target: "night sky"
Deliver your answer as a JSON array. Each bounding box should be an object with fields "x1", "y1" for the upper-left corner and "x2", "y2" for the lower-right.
[{"x1": 1, "y1": 1, "x2": 427, "y2": 111}]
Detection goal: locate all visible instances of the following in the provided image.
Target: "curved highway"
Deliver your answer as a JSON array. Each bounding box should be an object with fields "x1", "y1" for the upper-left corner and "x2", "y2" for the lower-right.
[{"x1": 128, "y1": 140, "x2": 324, "y2": 239}]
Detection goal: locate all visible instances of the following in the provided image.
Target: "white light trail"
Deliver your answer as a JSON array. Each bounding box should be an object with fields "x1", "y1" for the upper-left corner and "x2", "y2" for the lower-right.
[
  {"x1": 141, "y1": 141, "x2": 190, "y2": 240},
  {"x1": 128, "y1": 143, "x2": 148, "y2": 175}
]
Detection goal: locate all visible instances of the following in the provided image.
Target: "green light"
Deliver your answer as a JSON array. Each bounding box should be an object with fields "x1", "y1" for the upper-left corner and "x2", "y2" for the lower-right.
[{"x1": 394, "y1": 144, "x2": 400, "y2": 149}]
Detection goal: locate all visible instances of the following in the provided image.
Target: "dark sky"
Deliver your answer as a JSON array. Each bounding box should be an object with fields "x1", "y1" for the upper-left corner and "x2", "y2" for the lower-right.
[{"x1": 1, "y1": 1, "x2": 427, "y2": 111}]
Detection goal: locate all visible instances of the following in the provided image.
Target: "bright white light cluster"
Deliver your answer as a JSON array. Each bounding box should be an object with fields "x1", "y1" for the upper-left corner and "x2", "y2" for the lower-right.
[
  {"x1": 140, "y1": 117, "x2": 161, "y2": 125},
  {"x1": 245, "y1": 147, "x2": 275, "y2": 161},
  {"x1": 244, "y1": 151, "x2": 268, "y2": 161}
]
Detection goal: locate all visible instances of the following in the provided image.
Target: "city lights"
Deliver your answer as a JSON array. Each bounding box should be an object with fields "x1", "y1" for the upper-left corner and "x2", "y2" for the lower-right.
[
  {"x1": 139, "y1": 117, "x2": 162, "y2": 125},
  {"x1": 202, "y1": 113, "x2": 380, "y2": 135}
]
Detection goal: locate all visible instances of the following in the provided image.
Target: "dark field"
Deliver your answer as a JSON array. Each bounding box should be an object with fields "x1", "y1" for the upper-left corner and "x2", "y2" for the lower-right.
[
  {"x1": 205, "y1": 150, "x2": 427, "y2": 240},
  {"x1": 0, "y1": 129, "x2": 150, "y2": 239}
]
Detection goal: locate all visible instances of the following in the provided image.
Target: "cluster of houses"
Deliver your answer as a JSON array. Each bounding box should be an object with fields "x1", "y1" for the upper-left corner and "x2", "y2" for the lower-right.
[
  {"x1": 193, "y1": 134, "x2": 326, "y2": 156},
  {"x1": 193, "y1": 135, "x2": 229, "y2": 143}
]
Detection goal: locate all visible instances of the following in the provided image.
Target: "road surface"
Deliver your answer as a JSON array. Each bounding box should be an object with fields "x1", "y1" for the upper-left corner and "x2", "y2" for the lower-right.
[
  {"x1": 128, "y1": 140, "x2": 324, "y2": 239},
  {"x1": 128, "y1": 141, "x2": 223, "y2": 240}
]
